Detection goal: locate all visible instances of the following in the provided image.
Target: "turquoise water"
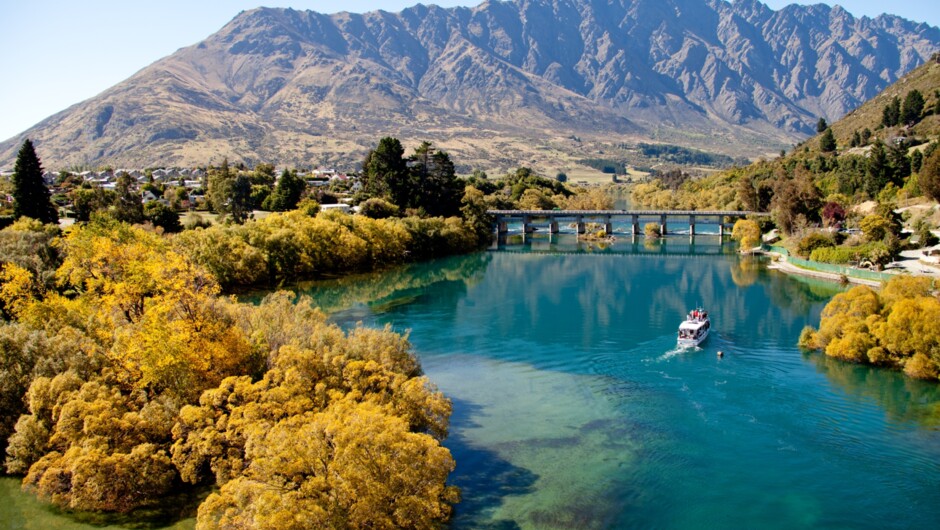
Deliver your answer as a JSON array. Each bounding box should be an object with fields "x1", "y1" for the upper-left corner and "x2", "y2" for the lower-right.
[
  {"x1": 318, "y1": 235, "x2": 940, "y2": 529},
  {"x1": 3, "y1": 234, "x2": 939, "y2": 529}
]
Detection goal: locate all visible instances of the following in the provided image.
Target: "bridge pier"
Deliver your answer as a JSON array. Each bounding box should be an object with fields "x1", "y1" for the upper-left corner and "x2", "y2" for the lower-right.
[
  {"x1": 576, "y1": 215, "x2": 585, "y2": 234},
  {"x1": 631, "y1": 214, "x2": 639, "y2": 236},
  {"x1": 604, "y1": 214, "x2": 613, "y2": 235},
  {"x1": 689, "y1": 214, "x2": 696, "y2": 236},
  {"x1": 523, "y1": 215, "x2": 535, "y2": 233},
  {"x1": 550, "y1": 219, "x2": 559, "y2": 234},
  {"x1": 660, "y1": 214, "x2": 668, "y2": 235}
]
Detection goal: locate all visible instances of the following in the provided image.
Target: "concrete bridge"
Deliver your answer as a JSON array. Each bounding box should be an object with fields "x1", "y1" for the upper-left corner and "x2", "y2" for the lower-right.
[{"x1": 488, "y1": 209, "x2": 768, "y2": 237}]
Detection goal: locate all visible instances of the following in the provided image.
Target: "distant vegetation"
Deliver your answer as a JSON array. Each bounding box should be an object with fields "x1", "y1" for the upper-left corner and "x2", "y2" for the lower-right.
[
  {"x1": 578, "y1": 143, "x2": 746, "y2": 177},
  {"x1": 635, "y1": 143, "x2": 746, "y2": 168}
]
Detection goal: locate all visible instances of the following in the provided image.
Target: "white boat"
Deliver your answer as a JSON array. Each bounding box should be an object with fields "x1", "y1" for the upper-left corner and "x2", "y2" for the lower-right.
[{"x1": 677, "y1": 308, "x2": 710, "y2": 347}]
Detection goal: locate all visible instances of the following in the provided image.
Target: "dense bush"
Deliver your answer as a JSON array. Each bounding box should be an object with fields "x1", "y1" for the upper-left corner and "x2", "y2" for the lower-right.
[
  {"x1": 796, "y1": 232, "x2": 836, "y2": 258},
  {"x1": 0, "y1": 219, "x2": 458, "y2": 526},
  {"x1": 359, "y1": 197, "x2": 400, "y2": 219},
  {"x1": 809, "y1": 243, "x2": 878, "y2": 264},
  {"x1": 173, "y1": 208, "x2": 482, "y2": 289},
  {"x1": 800, "y1": 276, "x2": 940, "y2": 381}
]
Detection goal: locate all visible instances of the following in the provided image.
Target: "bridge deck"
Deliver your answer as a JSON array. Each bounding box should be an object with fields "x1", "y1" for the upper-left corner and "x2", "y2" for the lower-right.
[{"x1": 487, "y1": 209, "x2": 767, "y2": 216}]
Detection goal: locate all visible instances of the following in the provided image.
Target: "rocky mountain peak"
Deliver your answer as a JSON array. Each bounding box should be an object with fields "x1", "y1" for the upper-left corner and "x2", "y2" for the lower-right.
[{"x1": 1, "y1": 0, "x2": 938, "y2": 170}]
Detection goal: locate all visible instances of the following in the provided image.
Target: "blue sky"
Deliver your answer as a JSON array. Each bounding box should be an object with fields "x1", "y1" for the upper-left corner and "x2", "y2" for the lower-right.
[{"x1": 1, "y1": 1, "x2": 938, "y2": 143}]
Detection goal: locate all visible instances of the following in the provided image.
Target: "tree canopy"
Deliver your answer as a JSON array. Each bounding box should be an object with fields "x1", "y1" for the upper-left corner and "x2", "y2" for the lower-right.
[
  {"x1": 0, "y1": 219, "x2": 459, "y2": 526},
  {"x1": 800, "y1": 276, "x2": 940, "y2": 380}
]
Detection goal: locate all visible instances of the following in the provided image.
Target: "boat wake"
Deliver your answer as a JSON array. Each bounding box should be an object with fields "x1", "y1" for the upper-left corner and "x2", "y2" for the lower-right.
[{"x1": 656, "y1": 345, "x2": 699, "y2": 361}]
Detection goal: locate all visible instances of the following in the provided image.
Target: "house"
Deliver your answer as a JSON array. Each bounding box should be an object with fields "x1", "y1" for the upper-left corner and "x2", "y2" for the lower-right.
[{"x1": 141, "y1": 190, "x2": 161, "y2": 203}]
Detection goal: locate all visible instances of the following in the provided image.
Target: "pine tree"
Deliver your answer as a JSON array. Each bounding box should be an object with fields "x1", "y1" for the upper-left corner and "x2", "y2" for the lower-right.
[
  {"x1": 887, "y1": 141, "x2": 910, "y2": 183},
  {"x1": 11, "y1": 139, "x2": 58, "y2": 225},
  {"x1": 900, "y1": 89, "x2": 925, "y2": 126},
  {"x1": 850, "y1": 130, "x2": 861, "y2": 147},
  {"x1": 264, "y1": 169, "x2": 306, "y2": 211},
  {"x1": 866, "y1": 140, "x2": 890, "y2": 196},
  {"x1": 816, "y1": 117, "x2": 828, "y2": 133},
  {"x1": 819, "y1": 128, "x2": 837, "y2": 153},
  {"x1": 882, "y1": 96, "x2": 901, "y2": 127},
  {"x1": 364, "y1": 137, "x2": 409, "y2": 208}
]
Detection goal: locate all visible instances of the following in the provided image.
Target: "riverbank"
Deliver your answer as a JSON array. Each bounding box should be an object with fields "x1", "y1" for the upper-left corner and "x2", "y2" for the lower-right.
[
  {"x1": 764, "y1": 245, "x2": 940, "y2": 288},
  {"x1": 766, "y1": 257, "x2": 881, "y2": 287}
]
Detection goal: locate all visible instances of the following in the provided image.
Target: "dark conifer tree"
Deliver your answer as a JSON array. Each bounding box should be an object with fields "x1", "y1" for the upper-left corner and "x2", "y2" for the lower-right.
[
  {"x1": 887, "y1": 141, "x2": 910, "y2": 183},
  {"x1": 866, "y1": 140, "x2": 890, "y2": 196},
  {"x1": 11, "y1": 139, "x2": 58, "y2": 224},
  {"x1": 264, "y1": 169, "x2": 306, "y2": 211},
  {"x1": 900, "y1": 89, "x2": 925, "y2": 126},
  {"x1": 819, "y1": 128, "x2": 837, "y2": 153},
  {"x1": 850, "y1": 130, "x2": 861, "y2": 147},
  {"x1": 882, "y1": 96, "x2": 901, "y2": 127},
  {"x1": 816, "y1": 118, "x2": 828, "y2": 133},
  {"x1": 365, "y1": 137, "x2": 409, "y2": 208}
]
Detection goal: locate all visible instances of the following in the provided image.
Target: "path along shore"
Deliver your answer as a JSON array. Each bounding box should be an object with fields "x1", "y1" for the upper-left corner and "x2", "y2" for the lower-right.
[{"x1": 764, "y1": 246, "x2": 940, "y2": 288}]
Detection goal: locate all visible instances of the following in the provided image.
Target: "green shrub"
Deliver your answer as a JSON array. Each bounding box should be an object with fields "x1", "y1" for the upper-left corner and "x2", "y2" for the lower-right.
[
  {"x1": 359, "y1": 198, "x2": 400, "y2": 219},
  {"x1": 809, "y1": 244, "x2": 872, "y2": 264},
  {"x1": 796, "y1": 232, "x2": 835, "y2": 258}
]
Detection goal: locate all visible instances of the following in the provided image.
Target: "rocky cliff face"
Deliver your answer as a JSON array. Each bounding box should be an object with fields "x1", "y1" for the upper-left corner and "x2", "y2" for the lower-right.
[{"x1": 2, "y1": 0, "x2": 938, "y2": 169}]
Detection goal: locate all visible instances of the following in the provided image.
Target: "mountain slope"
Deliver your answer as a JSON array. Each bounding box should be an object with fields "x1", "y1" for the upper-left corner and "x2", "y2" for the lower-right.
[{"x1": 1, "y1": 0, "x2": 938, "y2": 170}]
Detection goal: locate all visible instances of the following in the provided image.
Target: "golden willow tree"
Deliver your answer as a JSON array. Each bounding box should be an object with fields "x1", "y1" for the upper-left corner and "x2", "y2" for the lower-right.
[
  {"x1": 800, "y1": 276, "x2": 940, "y2": 380},
  {"x1": 0, "y1": 217, "x2": 458, "y2": 528}
]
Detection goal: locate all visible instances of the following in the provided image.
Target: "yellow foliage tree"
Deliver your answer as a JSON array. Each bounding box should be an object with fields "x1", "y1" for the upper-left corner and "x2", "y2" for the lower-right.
[
  {"x1": 196, "y1": 399, "x2": 457, "y2": 530},
  {"x1": 802, "y1": 277, "x2": 940, "y2": 381},
  {"x1": 731, "y1": 219, "x2": 761, "y2": 250}
]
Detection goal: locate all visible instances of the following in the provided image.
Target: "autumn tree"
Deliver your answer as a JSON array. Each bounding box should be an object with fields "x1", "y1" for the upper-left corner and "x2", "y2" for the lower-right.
[
  {"x1": 171, "y1": 293, "x2": 458, "y2": 528},
  {"x1": 11, "y1": 139, "x2": 58, "y2": 225},
  {"x1": 801, "y1": 276, "x2": 940, "y2": 380},
  {"x1": 769, "y1": 172, "x2": 822, "y2": 234},
  {"x1": 731, "y1": 219, "x2": 761, "y2": 250},
  {"x1": 821, "y1": 202, "x2": 846, "y2": 228}
]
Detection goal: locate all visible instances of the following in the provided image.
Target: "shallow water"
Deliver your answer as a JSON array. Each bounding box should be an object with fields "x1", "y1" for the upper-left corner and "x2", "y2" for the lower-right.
[
  {"x1": 4, "y1": 234, "x2": 939, "y2": 529},
  {"x1": 321, "y1": 235, "x2": 940, "y2": 529}
]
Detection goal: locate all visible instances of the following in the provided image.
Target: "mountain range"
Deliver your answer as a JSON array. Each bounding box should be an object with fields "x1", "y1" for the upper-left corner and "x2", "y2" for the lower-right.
[{"x1": 2, "y1": 0, "x2": 939, "y2": 173}]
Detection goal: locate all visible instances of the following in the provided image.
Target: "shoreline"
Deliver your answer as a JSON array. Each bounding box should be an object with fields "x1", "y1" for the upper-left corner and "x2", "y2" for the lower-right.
[{"x1": 765, "y1": 258, "x2": 882, "y2": 287}]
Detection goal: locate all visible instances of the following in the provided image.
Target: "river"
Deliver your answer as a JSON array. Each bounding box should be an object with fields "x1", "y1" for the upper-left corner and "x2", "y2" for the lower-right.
[{"x1": 3, "y1": 234, "x2": 939, "y2": 529}]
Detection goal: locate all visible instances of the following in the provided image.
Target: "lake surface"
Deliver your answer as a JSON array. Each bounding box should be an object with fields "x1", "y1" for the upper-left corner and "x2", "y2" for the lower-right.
[{"x1": 4, "y1": 234, "x2": 940, "y2": 529}]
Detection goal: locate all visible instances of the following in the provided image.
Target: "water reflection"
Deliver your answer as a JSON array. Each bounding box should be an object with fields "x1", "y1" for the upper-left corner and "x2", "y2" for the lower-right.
[{"x1": 804, "y1": 350, "x2": 940, "y2": 429}]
